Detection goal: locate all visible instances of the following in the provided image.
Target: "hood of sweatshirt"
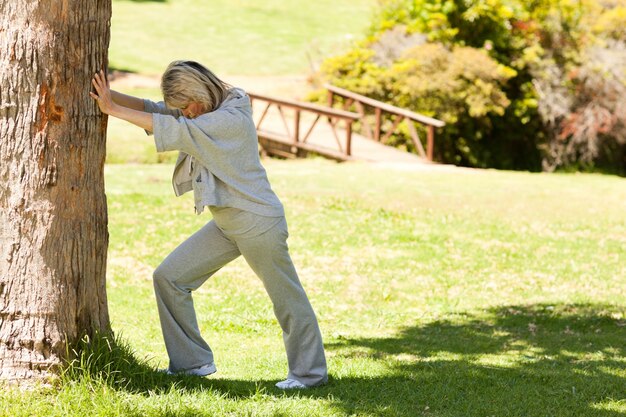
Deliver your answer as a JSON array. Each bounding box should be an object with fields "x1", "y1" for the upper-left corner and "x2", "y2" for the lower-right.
[{"x1": 218, "y1": 87, "x2": 251, "y2": 116}]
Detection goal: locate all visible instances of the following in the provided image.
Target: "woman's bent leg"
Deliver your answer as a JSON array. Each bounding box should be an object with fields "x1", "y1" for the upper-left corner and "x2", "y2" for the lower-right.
[
  {"x1": 236, "y1": 217, "x2": 328, "y2": 387},
  {"x1": 153, "y1": 220, "x2": 240, "y2": 372}
]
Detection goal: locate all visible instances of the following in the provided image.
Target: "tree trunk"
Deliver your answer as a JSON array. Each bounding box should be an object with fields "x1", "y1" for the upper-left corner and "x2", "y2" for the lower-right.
[{"x1": 0, "y1": 0, "x2": 111, "y2": 380}]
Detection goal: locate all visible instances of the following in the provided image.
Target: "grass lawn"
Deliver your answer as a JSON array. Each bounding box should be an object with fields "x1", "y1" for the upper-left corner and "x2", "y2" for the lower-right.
[
  {"x1": 2, "y1": 159, "x2": 625, "y2": 416},
  {"x1": 109, "y1": 0, "x2": 376, "y2": 76}
]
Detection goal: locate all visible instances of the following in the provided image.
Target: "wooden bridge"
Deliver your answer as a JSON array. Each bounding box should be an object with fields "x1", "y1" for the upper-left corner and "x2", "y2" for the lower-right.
[{"x1": 249, "y1": 84, "x2": 445, "y2": 163}]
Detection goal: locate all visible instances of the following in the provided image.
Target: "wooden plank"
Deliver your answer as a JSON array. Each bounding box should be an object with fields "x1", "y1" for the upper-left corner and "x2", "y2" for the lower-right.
[
  {"x1": 276, "y1": 105, "x2": 292, "y2": 139},
  {"x1": 380, "y1": 115, "x2": 405, "y2": 144},
  {"x1": 256, "y1": 102, "x2": 272, "y2": 129},
  {"x1": 249, "y1": 92, "x2": 360, "y2": 121},
  {"x1": 257, "y1": 129, "x2": 352, "y2": 162},
  {"x1": 258, "y1": 135, "x2": 298, "y2": 159},
  {"x1": 374, "y1": 107, "x2": 382, "y2": 142},
  {"x1": 296, "y1": 141, "x2": 353, "y2": 162},
  {"x1": 302, "y1": 114, "x2": 321, "y2": 143},
  {"x1": 262, "y1": 147, "x2": 299, "y2": 160},
  {"x1": 324, "y1": 83, "x2": 445, "y2": 127},
  {"x1": 346, "y1": 122, "x2": 352, "y2": 156},
  {"x1": 294, "y1": 109, "x2": 300, "y2": 143},
  {"x1": 329, "y1": 121, "x2": 344, "y2": 153},
  {"x1": 427, "y1": 125, "x2": 435, "y2": 161},
  {"x1": 407, "y1": 120, "x2": 427, "y2": 159},
  {"x1": 354, "y1": 101, "x2": 373, "y2": 139}
]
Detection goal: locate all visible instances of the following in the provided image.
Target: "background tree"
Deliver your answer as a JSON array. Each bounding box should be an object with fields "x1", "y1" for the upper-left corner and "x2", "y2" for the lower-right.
[{"x1": 0, "y1": 0, "x2": 112, "y2": 381}]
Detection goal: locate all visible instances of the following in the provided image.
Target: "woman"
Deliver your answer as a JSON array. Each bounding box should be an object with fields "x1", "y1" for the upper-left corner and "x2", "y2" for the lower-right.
[{"x1": 90, "y1": 61, "x2": 327, "y2": 389}]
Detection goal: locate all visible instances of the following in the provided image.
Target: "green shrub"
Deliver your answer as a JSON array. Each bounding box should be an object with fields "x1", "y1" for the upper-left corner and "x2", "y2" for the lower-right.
[
  {"x1": 394, "y1": 44, "x2": 516, "y2": 164},
  {"x1": 315, "y1": 0, "x2": 626, "y2": 172},
  {"x1": 315, "y1": 0, "x2": 544, "y2": 169}
]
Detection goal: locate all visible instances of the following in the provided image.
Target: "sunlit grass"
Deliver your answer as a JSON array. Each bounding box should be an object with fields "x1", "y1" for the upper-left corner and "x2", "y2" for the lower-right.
[
  {"x1": 110, "y1": 0, "x2": 376, "y2": 76},
  {"x1": 1, "y1": 160, "x2": 624, "y2": 416}
]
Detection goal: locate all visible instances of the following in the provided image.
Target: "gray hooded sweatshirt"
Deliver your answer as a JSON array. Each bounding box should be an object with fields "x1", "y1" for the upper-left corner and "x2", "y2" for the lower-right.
[{"x1": 144, "y1": 88, "x2": 285, "y2": 217}]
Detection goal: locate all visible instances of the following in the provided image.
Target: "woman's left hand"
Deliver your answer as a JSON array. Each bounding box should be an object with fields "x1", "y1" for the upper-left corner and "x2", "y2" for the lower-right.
[
  {"x1": 88, "y1": 69, "x2": 153, "y2": 131},
  {"x1": 89, "y1": 70, "x2": 116, "y2": 115}
]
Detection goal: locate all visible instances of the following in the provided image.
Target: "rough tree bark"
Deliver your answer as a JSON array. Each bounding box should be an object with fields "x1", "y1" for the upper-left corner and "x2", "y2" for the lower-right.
[{"x1": 0, "y1": 0, "x2": 112, "y2": 380}]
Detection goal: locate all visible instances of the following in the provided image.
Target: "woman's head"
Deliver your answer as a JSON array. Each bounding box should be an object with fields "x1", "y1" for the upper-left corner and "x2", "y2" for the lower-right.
[{"x1": 161, "y1": 60, "x2": 232, "y2": 117}]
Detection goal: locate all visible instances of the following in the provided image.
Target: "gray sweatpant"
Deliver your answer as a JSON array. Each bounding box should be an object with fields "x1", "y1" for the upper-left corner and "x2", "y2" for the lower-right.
[{"x1": 152, "y1": 206, "x2": 327, "y2": 386}]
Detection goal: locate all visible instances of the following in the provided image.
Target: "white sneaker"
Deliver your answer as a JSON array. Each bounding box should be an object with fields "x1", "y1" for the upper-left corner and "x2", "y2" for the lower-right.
[
  {"x1": 275, "y1": 379, "x2": 308, "y2": 389},
  {"x1": 163, "y1": 363, "x2": 217, "y2": 377},
  {"x1": 184, "y1": 363, "x2": 217, "y2": 377}
]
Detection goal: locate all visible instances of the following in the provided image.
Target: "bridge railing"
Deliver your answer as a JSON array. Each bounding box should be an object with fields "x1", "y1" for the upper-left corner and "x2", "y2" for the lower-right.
[
  {"x1": 325, "y1": 84, "x2": 445, "y2": 161},
  {"x1": 249, "y1": 92, "x2": 360, "y2": 161}
]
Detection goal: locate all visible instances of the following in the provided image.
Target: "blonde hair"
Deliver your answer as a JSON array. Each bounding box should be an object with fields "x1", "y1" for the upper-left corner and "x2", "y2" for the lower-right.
[{"x1": 161, "y1": 60, "x2": 232, "y2": 112}]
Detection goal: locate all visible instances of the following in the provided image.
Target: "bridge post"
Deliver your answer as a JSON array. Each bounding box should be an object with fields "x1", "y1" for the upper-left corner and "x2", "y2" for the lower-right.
[
  {"x1": 346, "y1": 122, "x2": 353, "y2": 157},
  {"x1": 327, "y1": 90, "x2": 334, "y2": 108},
  {"x1": 374, "y1": 108, "x2": 382, "y2": 142},
  {"x1": 427, "y1": 125, "x2": 435, "y2": 161},
  {"x1": 294, "y1": 110, "x2": 301, "y2": 144}
]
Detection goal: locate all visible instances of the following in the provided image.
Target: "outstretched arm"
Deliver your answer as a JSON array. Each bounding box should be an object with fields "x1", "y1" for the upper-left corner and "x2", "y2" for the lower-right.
[
  {"x1": 111, "y1": 90, "x2": 144, "y2": 111},
  {"x1": 90, "y1": 70, "x2": 153, "y2": 132}
]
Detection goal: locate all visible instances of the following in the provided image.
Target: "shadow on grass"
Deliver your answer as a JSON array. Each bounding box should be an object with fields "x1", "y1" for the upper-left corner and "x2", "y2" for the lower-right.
[
  {"x1": 321, "y1": 303, "x2": 626, "y2": 417},
  {"x1": 67, "y1": 303, "x2": 626, "y2": 417}
]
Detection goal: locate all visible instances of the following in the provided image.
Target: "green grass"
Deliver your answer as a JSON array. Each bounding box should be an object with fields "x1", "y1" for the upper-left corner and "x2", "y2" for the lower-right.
[
  {"x1": 1, "y1": 160, "x2": 625, "y2": 416},
  {"x1": 109, "y1": 0, "x2": 375, "y2": 76}
]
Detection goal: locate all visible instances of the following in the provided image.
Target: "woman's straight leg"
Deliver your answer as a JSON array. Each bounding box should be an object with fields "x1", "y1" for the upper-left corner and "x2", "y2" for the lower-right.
[
  {"x1": 153, "y1": 220, "x2": 240, "y2": 372},
  {"x1": 235, "y1": 216, "x2": 328, "y2": 387}
]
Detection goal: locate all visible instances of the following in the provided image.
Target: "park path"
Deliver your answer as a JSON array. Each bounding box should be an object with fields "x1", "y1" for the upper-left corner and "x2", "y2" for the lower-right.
[{"x1": 111, "y1": 72, "x2": 466, "y2": 172}]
